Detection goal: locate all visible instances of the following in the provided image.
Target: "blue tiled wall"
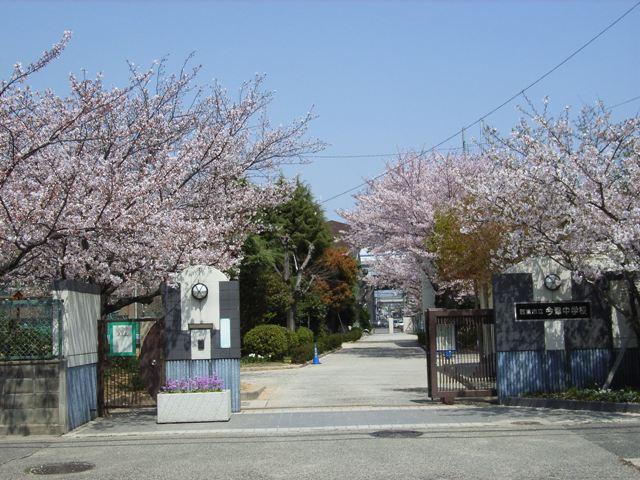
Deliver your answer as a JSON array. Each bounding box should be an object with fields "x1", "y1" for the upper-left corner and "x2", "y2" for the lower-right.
[
  {"x1": 497, "y1": 349, "x2": 611, "y2": 398},
  {"x1": 66, "y1": 363, "x2": 97, "y2": 430},
  {"x1": 166, "y1": 359, "x2": 241, "y2": 412}
]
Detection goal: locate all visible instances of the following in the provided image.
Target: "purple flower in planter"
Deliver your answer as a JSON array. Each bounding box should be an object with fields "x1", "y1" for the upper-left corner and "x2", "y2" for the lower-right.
[{"x1": 161, "y1": 374, "x2": 225, "y2": 393}]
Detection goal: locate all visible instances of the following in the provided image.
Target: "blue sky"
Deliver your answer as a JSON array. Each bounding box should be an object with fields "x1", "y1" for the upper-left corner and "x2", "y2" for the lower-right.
[{"x1": 1, "y1": 1, "x2": 639, "y2": 219}]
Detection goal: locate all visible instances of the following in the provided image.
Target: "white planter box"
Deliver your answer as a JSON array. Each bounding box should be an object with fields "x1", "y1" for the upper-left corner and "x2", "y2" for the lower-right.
[{"x1": 157, "y1": 390, "x2": 231, "y2": 423}]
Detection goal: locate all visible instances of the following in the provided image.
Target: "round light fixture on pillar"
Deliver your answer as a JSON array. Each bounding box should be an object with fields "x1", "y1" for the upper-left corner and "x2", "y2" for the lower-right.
[
  {"x1": 543, "y1": 274, "x2": 563, "y2": 291},
  {"x1": 191, "y1": 283, "x2": 208, "y2": 300}
]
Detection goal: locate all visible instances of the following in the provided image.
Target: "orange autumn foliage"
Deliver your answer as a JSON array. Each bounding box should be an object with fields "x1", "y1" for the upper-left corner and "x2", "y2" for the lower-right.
[{"x1": 313, "y1": 246, "x2": 358, "y2": 312}]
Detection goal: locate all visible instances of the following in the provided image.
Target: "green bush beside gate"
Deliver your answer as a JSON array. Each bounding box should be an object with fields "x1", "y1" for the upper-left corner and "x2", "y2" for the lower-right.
[{"x1": 243, "y1": 324, "x2": 363, "y2": 364}]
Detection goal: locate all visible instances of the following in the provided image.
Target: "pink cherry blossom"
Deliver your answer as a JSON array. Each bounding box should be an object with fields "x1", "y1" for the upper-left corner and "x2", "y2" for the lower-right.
[
  {"x1": 340, "y1": 152, "x2": 480, "y2": 309},
  {"x1": 473, "y1": 100, "x2": 640, "y2": 337},
  {"x1": 0, "y1": 34, "x2": 324, "y2": 311}
]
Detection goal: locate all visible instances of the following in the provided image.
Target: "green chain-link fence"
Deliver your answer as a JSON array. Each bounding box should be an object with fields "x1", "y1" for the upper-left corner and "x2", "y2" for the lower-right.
[{"x1": 0, "y1": 299, "x2": 63, "y2": 360}]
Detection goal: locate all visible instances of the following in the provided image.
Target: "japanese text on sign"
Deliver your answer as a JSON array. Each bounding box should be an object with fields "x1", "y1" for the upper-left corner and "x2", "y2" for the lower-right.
[{"x1": 514, "y1": 302, "x2": 590, "y2": 321}]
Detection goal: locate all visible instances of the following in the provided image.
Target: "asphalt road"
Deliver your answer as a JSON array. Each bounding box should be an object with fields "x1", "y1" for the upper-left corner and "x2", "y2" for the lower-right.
[
  {"x1": 4, "y1": 333, "x2": 639, "y2": 478},
  {"x1": 2, "y1": 422, "x2": 640, "y2": 479}
]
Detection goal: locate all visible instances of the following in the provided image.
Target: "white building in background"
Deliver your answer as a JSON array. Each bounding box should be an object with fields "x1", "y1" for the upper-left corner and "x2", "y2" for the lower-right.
[
  {"x1": 374, "y1": 289, "x2": 405, "y2": 329},
  {"x1": 358, "y1": 248, "x2": 436, "y2": 333}
]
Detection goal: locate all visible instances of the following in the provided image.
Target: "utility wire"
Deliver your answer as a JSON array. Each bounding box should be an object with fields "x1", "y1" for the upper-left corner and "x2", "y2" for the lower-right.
[
  {"x1": 310, "y1": 93, "x2": 640, "y2": 161},
  {"x1": 609, "y1": 94, "x2": 640, "y2": 110},
  {"x1": 308, "y1": 144, "x2": 472, "y2": 159},
  {"x1": 320, "y1": 1, "x2": 640, "y2": 205}
]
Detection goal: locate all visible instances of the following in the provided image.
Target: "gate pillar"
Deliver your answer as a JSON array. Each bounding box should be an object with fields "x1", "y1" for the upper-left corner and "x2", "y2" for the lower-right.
[{"x1": 162, "y1": 265, "x2": 241, "y2": 412}]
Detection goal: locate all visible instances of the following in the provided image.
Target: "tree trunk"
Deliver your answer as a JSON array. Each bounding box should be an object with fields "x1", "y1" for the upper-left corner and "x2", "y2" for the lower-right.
[
  {"x1": 96, "y1": 293, "x2": 109, "y2": 417},
  {"x1": 286, "y1": 304, "x2": 296, "y2": 331}
]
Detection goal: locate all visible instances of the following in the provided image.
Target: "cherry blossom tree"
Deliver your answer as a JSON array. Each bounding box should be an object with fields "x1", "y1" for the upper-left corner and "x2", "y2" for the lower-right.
[
  {"x1": 0, "y1": 33, "x2": 324, "y2": 312},
  {"x1": 339, "y1": 152, "x2": 481, "y2": 310},
  {"x1": 474, "y1": 100, "x2": 640, "y2": 337}
]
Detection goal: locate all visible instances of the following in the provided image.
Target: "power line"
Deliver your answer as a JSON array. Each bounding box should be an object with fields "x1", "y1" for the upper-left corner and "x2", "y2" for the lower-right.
[
  {"x1": 610, "y1": 94, "x2": 640, "y2": 110},
  {"x1": 307, "y1": 144, "x2": 472, "y2": 159},
  {"x1": 320, "y1": 1, "x2": 640, "y2": 205},
  {"x1": 310, "y1": 93, "x2": 640, "y2": 161}
]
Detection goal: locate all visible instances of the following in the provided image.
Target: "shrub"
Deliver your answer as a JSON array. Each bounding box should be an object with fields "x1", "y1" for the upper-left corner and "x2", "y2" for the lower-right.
[
  {"x1": 0, "y1": 316, "x2": 53, "y2": 360},
  {"x1": 290, "y1": 342, "x2": 315, "y2": 364},
  {"x1": 528, "y1": 387, "x2": 640, "y2": 403},
  {"x1": 243, "y1": 324, "x2": 289, "y2": 360},
  {"x1": 284, "y1": 329, "x2": 297, "y2": 350},
  {"x1": 287, "y1": 327, "x2": 313, "y2": 350},
  {"x1": 416, "y1": 331, "x2": 426, "y2": 347},
  {"x1": 282, "y1": 326, "x2": 315, "y2": 354},
  {"x1": 295, "y1": 326, "x2": 314, "y2": 345},
  {"x1": 318, "y1": 333, "x2": 343, "y2": 353},
  {"x1": 358, "y1": 307, "x2": 372, "y2": 331},
  {"x1": 241, "y1": 353, "x2": 268, "y2": 364},
  {"x1": 343, "y1": 327, "x2": 362, "y2": 342}
]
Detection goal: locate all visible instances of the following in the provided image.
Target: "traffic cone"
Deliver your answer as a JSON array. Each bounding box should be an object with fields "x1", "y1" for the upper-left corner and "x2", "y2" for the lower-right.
[{"x1": 312, "y1": 342, "x2": 321, "y2": 365}]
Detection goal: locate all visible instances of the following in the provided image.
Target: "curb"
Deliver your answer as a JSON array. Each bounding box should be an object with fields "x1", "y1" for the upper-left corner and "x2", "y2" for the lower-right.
[
  {"x1": 241, "y1": 364, "x2": 304, "y2": 372},
  {"x1": 62, "y1": 416, "x2": 640, "y2": 439},
  {"x1": 240, "y1": 386, "x2": 266, "y2": 401},
  {"x1": 503, "y1": 396, "x2": 640, "y2": 414}
]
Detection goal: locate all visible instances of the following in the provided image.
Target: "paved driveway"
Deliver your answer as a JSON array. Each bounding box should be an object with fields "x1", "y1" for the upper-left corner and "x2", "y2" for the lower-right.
[{"x1": 241, "y1": 331, "x2": 428, "y2": 408}]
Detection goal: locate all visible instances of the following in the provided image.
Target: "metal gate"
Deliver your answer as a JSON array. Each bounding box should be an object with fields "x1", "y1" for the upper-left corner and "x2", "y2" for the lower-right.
[
  {"x1": 426, "y1": 309, "x2": 496, "y2": 399},
  {"x1": 98, "y1": 316, "x2": 165, "y2": 413}
]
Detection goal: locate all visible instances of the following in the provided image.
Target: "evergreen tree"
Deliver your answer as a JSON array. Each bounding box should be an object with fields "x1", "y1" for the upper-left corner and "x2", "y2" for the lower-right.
[{"x1": 239, "y1": 179, "x2": 332, "y2": 332}]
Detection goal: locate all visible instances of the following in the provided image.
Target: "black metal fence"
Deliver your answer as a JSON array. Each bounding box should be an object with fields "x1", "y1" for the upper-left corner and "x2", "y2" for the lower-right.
[
  {"x1": 426, "y1": 309, "x2": 497, "y2": 399},
  {"x1": 99, "y1": 315, "x2": 164, "y2": 411}
]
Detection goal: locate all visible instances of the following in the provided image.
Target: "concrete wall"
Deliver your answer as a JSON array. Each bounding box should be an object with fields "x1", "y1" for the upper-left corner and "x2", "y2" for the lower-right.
[
  {"x1": 52, "y1": 280, "x2": 100, "y2": 432},
  {"x1": 0, "y1": 360, "x2": 66, "y2": 435},
  {"x1": 52, "y1": 280, "x2": 101, "y2": 368},
  {"x1": 494, "y1": 258, "x2": 638, "y2": 398},
  {"x1": 177, "y1": 266, "x2": 229, "y2": 331},
  {"x1": 163, "y1": 265, "x2": 242, "y2": 412},
  {"x1": 1, "y1": 361, "x2": 96, "y2": 435},
  {"x1": 164, "y1": 279, "x2": 241, "y2": 361},
  {"x1": 0, "y1": 280, "x2": 102, "y2": 436}
]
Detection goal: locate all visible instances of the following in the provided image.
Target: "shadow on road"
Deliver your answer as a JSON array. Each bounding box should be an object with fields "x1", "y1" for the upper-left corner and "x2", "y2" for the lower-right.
[
  {"x1": 391, "y1": 387, "x2": 429, "y2": 394},
  {"x1": 76, "y1": 409, "x2": 157, "y2": 432},
  {"x1": 334, "y1": 347, "x2": 424, "y2": 359},
  {"x1": 419, "y1": 404, "x2": 639, "y2": 422},
  {"x1": 359, "y1": 339, "x2": 419, "y2": 347}
]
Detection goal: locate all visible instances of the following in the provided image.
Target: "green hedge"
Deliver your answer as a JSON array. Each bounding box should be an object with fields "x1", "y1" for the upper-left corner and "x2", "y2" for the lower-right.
[
  {"x1": 243, "y1": 324, "x2": 289, "y2": 360},
  {"x1": 0, "y1": 317, "x2": 53, "y2": 360},
  {"x1": 528, "y1": 387, "x2": 640, "y2": 403},
  {"x1": 290, "y1": 342, "x2": 315, "y2": 363},
  {"x1": 295, "y1": 326, "x2": 314, "y2": 345},
  {"x1": 244, "y1": 324, "x2": 365, "y2": 364},
  {"x1": 318, "y1": 333, "x2": 342, "y2": 352},
  {"x1": 343, "y1": 327, "x2": 362, "y2": 342},
  {"x1": 286, "y1": 326, "x2": 314, "y2": 349}
]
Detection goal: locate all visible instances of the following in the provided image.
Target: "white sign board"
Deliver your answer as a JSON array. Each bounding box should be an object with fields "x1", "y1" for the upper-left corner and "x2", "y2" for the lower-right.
[{"x1": 220, "y1": 318, "x2": 231, "y2": 349}]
